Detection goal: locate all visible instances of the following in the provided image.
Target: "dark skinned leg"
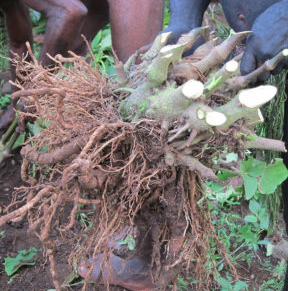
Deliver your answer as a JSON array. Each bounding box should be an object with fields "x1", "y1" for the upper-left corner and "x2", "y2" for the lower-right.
[
  {"x1": 72, "y1": 0, "x2": 109, "y2": 56},
  {"x1": 0, "y1": 0, "x2": 32, "y2": 129},
  {"x1": 0, "y1": 0, "x2": 32, "y2": 81},
  {"x1": 109, "y1": 0, "x2": 165, "y2": 62},
  {"x1": 23, "y1": 0, "x2": 88, "y2": 67}
]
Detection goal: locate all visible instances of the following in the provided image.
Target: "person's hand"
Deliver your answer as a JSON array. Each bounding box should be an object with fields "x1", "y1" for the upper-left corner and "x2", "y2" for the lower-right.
[{"x1": 240, "y1": 0, "x2": 288, "y2": 81}]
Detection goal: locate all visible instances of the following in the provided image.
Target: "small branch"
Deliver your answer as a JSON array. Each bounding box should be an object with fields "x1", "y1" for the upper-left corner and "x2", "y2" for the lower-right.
[
  {"x1": 175, "y1": 32, "x2": 250, "y2": 80},
  {"x1": 175, "y1": 153, "x2": 218, "y2": 181},
  {"x1": 244, "y1": 135, "x2": 286, "y2": 152},
  {"x1": 227, "y1": 49, "x2": 288, "y2": 91}
]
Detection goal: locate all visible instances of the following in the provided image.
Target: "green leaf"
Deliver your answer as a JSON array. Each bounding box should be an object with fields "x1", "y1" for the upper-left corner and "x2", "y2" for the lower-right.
[
  {"x1": 91, "y1": 30, "x2": 102, "y2": 50},
  {"x1": 266, "y1": 243, "x2": 274, "y2": 256},
  {"x1": 26, "y1": 121, "x2": 42, "y2": 136},
  {"x1": 249, "y1": 200, "x2": 261, "y2": 215},
  {"x1": 0, "y1": 94, "x2": 11, "y2": 108},
  {"x1": 224, "y1": 152, "x2": 238, "y2": 163},
  {"x1": 208, "y1": 181, "x2": 223, "y2": 193},
  {"x1": 11, "y1": 133, "x2": 26, "y2": 150},
  {"x1": 259, "y1": 158, "x2": 288, "y2": 194},
  {"x1": 217, "y1": 171, "x2": 236, "y2": 181},
  {"x1": 117, "y1": 235, "x2": 136, "y2": 251},
  {"x1": 259, "y1": 215, "x2": 269, "y2": 230},
  {"x1": 100, "y1": 34, "x2": 112, "y2": 51},
  {"x1": 240, "y1": 157, "x2": 265, "y2": 177},
  {"x1": 218, "y1": 277, "x2": 232, "y2": 291},
  {"x1": 5, "y1": 247, "x2": 38, "y2": 276},
  {"x1": 244, "y1": 215, "x2": 257, "y2": 223},
  {"x1": 242, "y1": 174, "x2": 257, "y2": 200},
  {"x1": 233, "y1": 281, "x2": 248, "y2": 291},
  {"x1": 127, "y1": 236, "x2": 136, "y2": 251}
]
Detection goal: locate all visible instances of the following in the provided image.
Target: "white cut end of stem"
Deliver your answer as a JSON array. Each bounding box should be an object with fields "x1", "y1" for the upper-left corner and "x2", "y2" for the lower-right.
[
  {"x1": 225, "y1": 60, "x2": 238, "y2": 73},
  {"x1": 283, "y1": 49, "x2": 288, "y2": 57},
  {"x1": 182, "y1": 80, "x2": 204, "y2": 99},
  {"x1": 239, "y1": 85, "x2": 277, "y2": 108},
  {"x1": 206, "y1": 112, "x2": 227, "y2": 126}
]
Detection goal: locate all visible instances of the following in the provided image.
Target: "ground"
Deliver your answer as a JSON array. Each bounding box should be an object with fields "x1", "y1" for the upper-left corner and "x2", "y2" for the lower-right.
[{"x1": 0, "y1": 153, "x2": 285, "y2": 291}]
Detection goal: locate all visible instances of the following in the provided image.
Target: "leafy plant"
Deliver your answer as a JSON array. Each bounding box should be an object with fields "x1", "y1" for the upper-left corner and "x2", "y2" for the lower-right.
[
  {"x1": 240, "y1": 157, "x2": 288, "y2": 199},
  {"x1": 218, "y1": 277, "x2": 248, "y2": 291},
  {"x1": 89, "y1": 25, "x2": 115, "y2": 75}
]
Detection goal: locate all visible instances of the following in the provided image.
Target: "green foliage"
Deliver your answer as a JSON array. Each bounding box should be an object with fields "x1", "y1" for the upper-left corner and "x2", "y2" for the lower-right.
[
  {"x1": 176, "y1": 276, "x2": 190, "y2": 291},
  {"x1": 0, "y1": 94, "x2": 11, "y2": 109},
  {"x1": 217, "y1": 277, "x2": 248, "y2": 291},
  {"x1": 163, "y1": 0, "x2": 171, "y2": 28},
  {"x1": 89, "y1": 25, "x2": 115, "y2": 75},
  {"x1": 240, "y1": 157, "x2": 288, "y2": 199},
  {"x1": 0, "y1": 17, "x2": 9, "y2": 72},
  {"x1": 259, "y1": 159, "x2": 288, "y2": 194},
  {"x1": 11, "y1": 133, "x2": 26, "y2": 150},
  {"x1": 75, "y1": 204, "x2": 95, "y2": 229},
  {"x1": 5, "y1": 247, "x2": 38, "y2": 276},
  {"x1": 118, "y1": 235, "x2": 136, "y2": 251},
  {"x1": 208, "y1": 5, "x2": 234, "y2": 40}
]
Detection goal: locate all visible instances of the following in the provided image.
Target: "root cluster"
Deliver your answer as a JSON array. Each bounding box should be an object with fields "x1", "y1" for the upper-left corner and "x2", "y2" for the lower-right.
[{"x1": 1, "y1": 28, "x2": 286, "y2": 291}]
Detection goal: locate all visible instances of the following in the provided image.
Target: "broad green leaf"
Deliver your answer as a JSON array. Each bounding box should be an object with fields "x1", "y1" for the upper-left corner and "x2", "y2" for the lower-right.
[
  {"x1": 249, "y1": 200, "x2": 261, "y2": 215},
  {"x1": 242, "y1": 174, "x2": 257, "y2": 200},
  {"x1": 244, "y1": 215, "x2": 257, "y2": 223},
  {"x1": 240, "y1": 157, "x2": 265, "y2": 177},
  {"x1": 5, "y1": 247, "x2": 38, "y2": 276},
  {"x1": 259, "y1": 158, "x2": 288, "y2": 194}
]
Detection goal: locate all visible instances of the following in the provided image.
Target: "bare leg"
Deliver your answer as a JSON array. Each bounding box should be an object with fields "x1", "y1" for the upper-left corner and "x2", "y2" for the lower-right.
[
  {"x1": 1, "y1": 0, "x2": 32, "y2": 80},
  {"x1": 23, "y1": 0, "x2": 88, "y2": 67},
  {"x1": 109, "y1": 0, "x2": 165, "y2": 62},
  {"x1": 72, "y1": 0, "x2": 109, "y2": 56}
]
